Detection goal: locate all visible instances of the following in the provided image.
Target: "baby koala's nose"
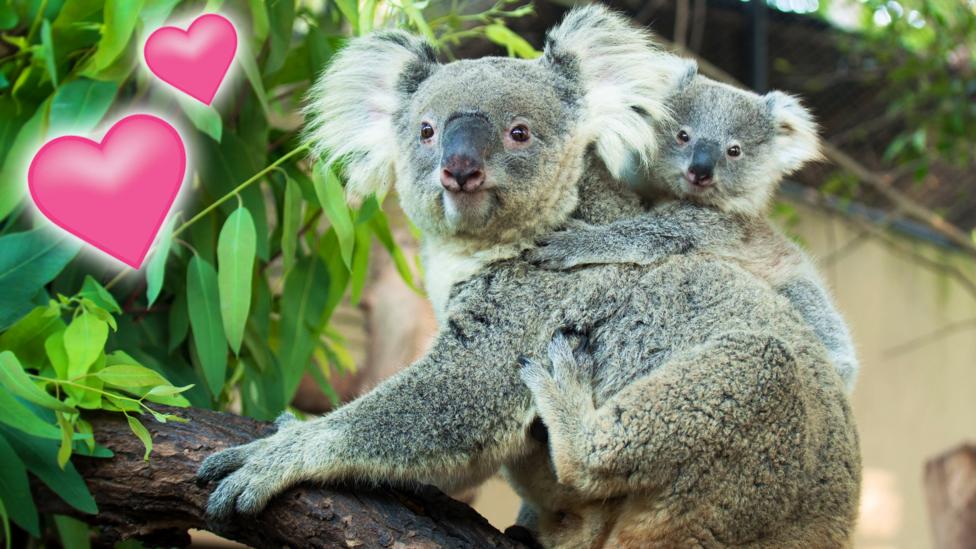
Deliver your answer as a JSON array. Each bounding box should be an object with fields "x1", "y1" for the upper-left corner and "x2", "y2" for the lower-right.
[
  {"x1": 686, "y1": 164, "x2": 714, "y2": 187},
  {"x1": 441, "y1": 154, "x2": 486, "y2": 193}
]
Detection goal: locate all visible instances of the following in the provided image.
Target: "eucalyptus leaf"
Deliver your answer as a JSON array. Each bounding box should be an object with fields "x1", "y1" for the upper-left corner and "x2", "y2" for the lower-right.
[
  {"x1": 0, "y1": 389, "x2": 63, "y2": 440},
  {"x1": 0, "y1": 351, "x2": 76, "y2": 413},
  {"x1": 0, "y1": 425, "x2": 98, "y2": 514},
  {"x1": 217, "y1": 207, "x2": 256, "y2": 355},
  {"x1": 40, "y1": 19, "x2": 58, "y2": 86},
  {"x1": 278, "y1": 256, "x2": 329, "y2": 400},
  {"x1": 281, "y1": 175, "x2": 302, "y2": 277},
  {"x1": 90, "y1": 0, "x2": 147, "y2": 71},
  {"x1": 314, "y1": 164, "x2": 354, "y2": 269},
  {"x1": 0, "y1": 230, "x2": 79, "y2": 329},
  {"x1": 63, "y1": 313, "x2": 109, "y2": 380},
  {"x1": 126, "y1": 415, "x2": 152, "y2": 461},
  {"x1": 145, "y1": 215, "x2": 177, "y2": 307},
  {"x1": 50, "y1": 79, "x2": 118, "y2": 133},
  {"x1": 186, "y1": 256, "x2": 227, "y2": 397},
  {"x1": 0, "y1": 432, "x2": 39, "y2": 536},
  {"x1": 179, "y1": 95, "x2": 222, "y2": 142},
  {"x1": 95, "y1": 364, "x2": 170, "y2": 388}
]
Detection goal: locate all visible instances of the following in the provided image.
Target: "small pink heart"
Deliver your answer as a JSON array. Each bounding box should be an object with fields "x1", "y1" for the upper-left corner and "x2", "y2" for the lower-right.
[
  {"x1": 28, "y1": 114, "x2": 187, "y2": 269},
  {"x1": 144, "y1": 13, "x2": 237, "y2": 105}
]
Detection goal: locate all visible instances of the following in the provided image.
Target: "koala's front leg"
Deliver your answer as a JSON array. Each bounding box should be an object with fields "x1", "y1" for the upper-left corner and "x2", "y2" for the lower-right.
[
  {"x1": 522, "y1": 331, "x2": 803, "y2": 499},
  {"x1": 518, "y1": 333, "x2": 598, "y2": 488},
  {"x1": 198, "y1": 329, "x2": 533, "y2": 521},
  {"x1": 525, "y1": 203, "x2": 741, "y2": 270}
]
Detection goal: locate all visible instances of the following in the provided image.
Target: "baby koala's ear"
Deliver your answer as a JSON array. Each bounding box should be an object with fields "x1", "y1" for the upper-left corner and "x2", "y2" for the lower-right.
[
  {"x1": 304, "y1": 31, "x2": 438, "y2": 205},
  {"x1": 665, "y1": 57, "x2": 699, "y2": 96},
  {"x1": 542, "y1": 4, "x2": 674, "y2": 180},
  {"x1": 764, "y1": 91, "x2": 824, "y2": 175}
]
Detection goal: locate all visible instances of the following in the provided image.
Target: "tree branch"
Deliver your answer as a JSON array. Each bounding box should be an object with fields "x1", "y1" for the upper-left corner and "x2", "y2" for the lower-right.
[{"x1": 32, "y1": 407, "x2": 526, "y2": 549}]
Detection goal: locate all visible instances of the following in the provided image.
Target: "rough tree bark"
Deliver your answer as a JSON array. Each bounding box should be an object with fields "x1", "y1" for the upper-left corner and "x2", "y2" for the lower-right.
[
  {"x1": 31, "y1": 407, "x2": 526, "y2": 549},
  {"x1": 925, "y1": 443, "x2": 976, "y2": 549}
]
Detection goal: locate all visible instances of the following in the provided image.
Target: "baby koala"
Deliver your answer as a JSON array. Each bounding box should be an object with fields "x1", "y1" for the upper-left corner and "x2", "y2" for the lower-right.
[{"x1": 527, "y1": 62, "x2": 859, "y2": 392}]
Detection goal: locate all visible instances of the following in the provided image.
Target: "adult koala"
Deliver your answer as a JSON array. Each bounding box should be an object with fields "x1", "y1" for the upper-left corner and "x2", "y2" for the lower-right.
[{"x1": 198, "y1": 6, "x2": 861, "y2": 548}]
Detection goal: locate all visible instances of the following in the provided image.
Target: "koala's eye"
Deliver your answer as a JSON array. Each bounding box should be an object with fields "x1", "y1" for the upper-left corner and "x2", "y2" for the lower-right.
[
  {"x1": 727, "y1": 145, "x2": 742, "y2": 158},
  {"x1": 677, "y1": 130, "x2": 691, "y2": 144},
  {"x1": 420, "y1": 122, "x2": 434, "y2": 141},
  {"x1": 510, "y1": 125, "x2": 530, "y2": 143}
]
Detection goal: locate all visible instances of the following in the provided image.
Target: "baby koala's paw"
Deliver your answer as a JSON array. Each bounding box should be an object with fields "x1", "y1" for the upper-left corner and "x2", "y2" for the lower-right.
[
  {"x1": 524, "y1": 221, "x2": 613, "y2": 270},
  {"x1": 518, "y1": 332, "x2": 594, "y2": 419}
]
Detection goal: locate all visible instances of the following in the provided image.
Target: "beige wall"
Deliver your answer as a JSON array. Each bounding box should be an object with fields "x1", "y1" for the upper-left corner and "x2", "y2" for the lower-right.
[{"x1": 470, "y1": 200, "x2": 976, "y2": 549}]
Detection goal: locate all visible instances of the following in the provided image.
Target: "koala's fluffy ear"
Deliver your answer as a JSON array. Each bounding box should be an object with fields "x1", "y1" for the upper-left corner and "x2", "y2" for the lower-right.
[
  {"x1": 543, "y1": 5, "x2": 673, "y2": 179},
  {"x1": 667, "y1": 58, "x2": 698, "y2": 96},
  {"x1": 765, "y1": 91, "x2": 823, "y2": 174},
  {"x1": 304, "y1": 31, "x2": 437, "y2": 204}
]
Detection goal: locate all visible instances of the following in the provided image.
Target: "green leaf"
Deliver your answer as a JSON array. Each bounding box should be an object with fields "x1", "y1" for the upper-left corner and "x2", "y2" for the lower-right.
[
  {"x1": 146, "y1": 215, "x2": 177, "y2": 307},
  {"x1": 50, "y1": 78, "x2": 118, "y2": 135},
  {"x1": 0, "y1": 99, "x2": 49, "y2": 222},
  {"x1": 238, "y1": 47, "x2": 270, "y2": 117},
  {"x1": 54, "y1": 514, "x2": 91, "y2": 549},
  {"x1": 370, "y1": 211, "x2": 418, "y2": 292},
  {"x1": 247, "y1": 0, "x2": 270, "y2": 46},
  {"x1": 79, "y1": 275, "x2": 121, "y2": 314},
  {"x1": 281, "y1": 176, "x2": 302, "y2": 276},
  {"x1": 349, "y1": 223, "x2": 371, "y2": 305},
  {"x1": 484, "y1": 24, "x2": 540, "y2": 59},
  {"x1": 0, "y1": 499, "x2": 9, "y2": 549},
  {"x1": 126, "y1": 415, "x2": 152, "y2": 461},
  {"x1": 0, "y1": 5, "x2": 18, "y2": 31},
  {"x1": 0, "y1": 303, "x2": 64, "y2": 369},
  {"x1": 63, "y1": 313, "x2": 109, "y2": 380},
  {"x1": 57, "y1": 413, "x2": 74, "y2": 468},
  {"x1": 40, "y1": 19, "x2": 58, "y2": 87},
  {"x1": 217, "y1": 207, "x2": 256, "y2": 355},
  {"x1": 168, "y1": 290, "x2": 189, "y2": 351},
  {"x1": 0, "y1": 230, "x2": 79, "y2": 329},
  {"x1": 0, "y1": 352, "x2": 76, "y2": 413},
  {"x1": 179, "y1": 95, "x2": 222, "y2": 142},
  {"x1": 90, "y1": 0, "x2": 147, "y2": 71},
  {"x1": 95, "y1": 364, "x2": 169, "y2": 388},
  {"x1": 314, "y1": 164, "x2": 354, "y2": 269},
  {"x1": 186, "y1": 256, "x2": 227, "y2": 397},
  {"x1": 45, "y1": 329, "x2": 69, "y2": 379},
  {"x1": 265, "y1": 0, "x2": 295, "y2": 75},
  {"x1": 0, "y1": 389, "x2": 63, "y2": 439},
  {"x1": 0, "y1": 425, "x2": 98, "y2": 514},
  {"x1": 278, "y1": 256, "x2": 329, "y2": 400},
  {"x1": 334, "y1": 0, "x2": 359, "y2": 33},
  {"x1": 0, "y1": 432, "x2": 39, "y2": 536}
]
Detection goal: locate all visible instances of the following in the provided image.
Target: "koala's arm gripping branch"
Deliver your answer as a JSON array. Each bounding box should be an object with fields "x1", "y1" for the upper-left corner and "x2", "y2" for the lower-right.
[{"x1": 30, "y1": 406, "x2": 527, "y2": 549}]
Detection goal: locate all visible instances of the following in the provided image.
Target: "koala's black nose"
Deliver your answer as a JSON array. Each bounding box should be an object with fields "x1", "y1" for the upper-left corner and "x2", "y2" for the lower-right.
[
  {"x1": 441, "y1": 156, "x2": 485, "y2": 193},
  {"x1": 687, "y1": 163, "x2": 714, "y2": 185},
  {"x1": 440, "y1": 114, "x2": 492, "y2": 193},
  {"x1": 687, "y1": 139, "x2": 719, "y2": 187}
]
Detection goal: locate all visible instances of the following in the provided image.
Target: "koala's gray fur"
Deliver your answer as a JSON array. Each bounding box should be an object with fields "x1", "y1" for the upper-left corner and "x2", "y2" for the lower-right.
[
  {"x1": 527, "y1": 67, "x2": 860, "y2": 392},
  {"x1": 198, "y1": 6, "x2": 860, "y2": 547}
]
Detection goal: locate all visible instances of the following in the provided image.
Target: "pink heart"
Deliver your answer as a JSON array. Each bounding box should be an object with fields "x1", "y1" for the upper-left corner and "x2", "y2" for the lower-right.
[
  {"x1": 144, "y1": 13, "x2": 237, "y2": 105},
  {"x1": 28, "y1": 114, "x2": 187, "y2": 269}
]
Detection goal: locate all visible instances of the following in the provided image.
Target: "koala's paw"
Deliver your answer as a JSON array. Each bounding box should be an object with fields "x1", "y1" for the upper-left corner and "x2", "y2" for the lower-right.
[
  {"x1": 518, "y1": 333, "x2": 593, "y2": 417},
  {"x1": 197, "y1": 434, "x2": 305, "y2": 522},
  {"x1": 524, "y1": 222, "x2": 612, "y2": 270}
]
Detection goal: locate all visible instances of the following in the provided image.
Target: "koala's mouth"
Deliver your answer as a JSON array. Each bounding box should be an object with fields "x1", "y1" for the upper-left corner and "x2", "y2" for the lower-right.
[{"x1": 440, "y1": 187, "x2": 496, "y2": 228}]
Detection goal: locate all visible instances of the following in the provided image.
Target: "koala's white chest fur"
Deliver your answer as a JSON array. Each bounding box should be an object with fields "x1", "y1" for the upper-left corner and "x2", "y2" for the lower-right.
[{"x1": 421, "y1": 239, "x2": 524, "y2": 322}]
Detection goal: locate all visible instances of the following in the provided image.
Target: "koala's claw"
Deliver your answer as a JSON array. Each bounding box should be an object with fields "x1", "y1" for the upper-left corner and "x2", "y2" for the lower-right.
[{"x1": 197, "y1": 446, "x2": 249, "y2": 484}]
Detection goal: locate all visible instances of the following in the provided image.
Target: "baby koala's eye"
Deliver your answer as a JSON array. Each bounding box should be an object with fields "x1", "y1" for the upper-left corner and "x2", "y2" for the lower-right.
[
  {"x1": 676, "y1": 130, "x2": 691, "y2": 144},
  {"x1": 510, "y1": 125, "x2": 530, "y2": 143},
  {"x1": 420, "y1": 122, "x2": 434, "y2": 141},
  {"x1": 726, "y1": 145, "x2": 742, "y2": 158}
]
